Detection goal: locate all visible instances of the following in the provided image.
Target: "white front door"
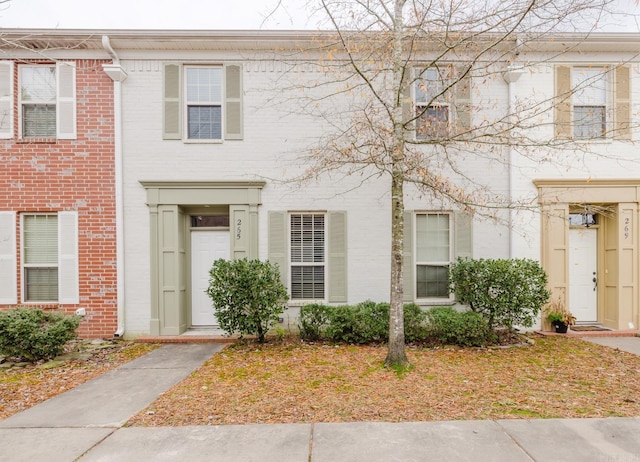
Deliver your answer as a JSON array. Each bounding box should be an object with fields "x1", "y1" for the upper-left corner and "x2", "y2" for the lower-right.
[
  {"x1": 569, "y1": 228, "x2": 598, "y2": 322},
  {"x1": 191, "y1": 230, "x2": 230, "y2": 326}
]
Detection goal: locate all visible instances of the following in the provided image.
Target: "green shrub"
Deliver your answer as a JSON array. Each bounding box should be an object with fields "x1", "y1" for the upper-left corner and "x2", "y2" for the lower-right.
[
  {"x1": 403, "y1": 303, "x2": 429, "y2": 343},
  {"x1": 449, "y1": 258, "x2": 551, "y2": 330},
  {"x1": 298, "y1": 301, "x2": 427, "y2": 344},
  {"x1": 207, "y1": 258, "x2": 288, "y2": 343},
  {"x1": 0, "y1": 307, "x2": 80, "y2": 361},
  {"x1": 425, "y1": 306, "x2": 494, "y2": 347},
  {"x1": 298, "y1": 303, "x2": 330, "y2": 341}
]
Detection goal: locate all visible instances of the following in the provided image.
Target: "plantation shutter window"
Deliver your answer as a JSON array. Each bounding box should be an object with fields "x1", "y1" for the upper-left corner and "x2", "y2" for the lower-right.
[
  {"x1": 290, "y1": 213, "x2": 325, "y2": 300},
  {"x1": 0, "y1": 61, "x2": 13, "y2": 139},
  {"x1": 0, "y1": 211, "x2": 17, "y2": 304}
]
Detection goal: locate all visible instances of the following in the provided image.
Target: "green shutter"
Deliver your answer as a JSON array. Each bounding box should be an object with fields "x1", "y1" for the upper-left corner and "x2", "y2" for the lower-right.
[
  {"x1": 163, "y1": 63, "x2": 181, "y2": 140},
  {"x1": 328, "y1": 211, "x2": 347, "y2": 303},
  {"x1": 454, "y1": 211, "x2": 473, "y2": 260},
  {"x1": 225, "y1": 64, "x2": 243, "y2": 140},
  {"x1": 0, "y1": 61, "x2": 13, "y2": 139},
  {"x1": 0, "y1": 211, "x2": 16, "y2": 304},
  {"x1": 403, "y1": 211, "x2": 414, "y2": 302},
  {"x1": 58, "y1": 211, "x2": 79, "y2": 304},
  {"x1": 454, "y1": 65, "x2": 471, "y2": 135},
  {"x1": 555, "y1": 65, "x2": 572, "y2": 139},
  {"x1": 268, "y1": 211, "x2": 288, "y2": 288},
  {"x1": 56, "y1": 62, "x2": 76, "y2": 140},
  {"x1": 615, "y1": 65, "x2": 631, "y2": 140}
]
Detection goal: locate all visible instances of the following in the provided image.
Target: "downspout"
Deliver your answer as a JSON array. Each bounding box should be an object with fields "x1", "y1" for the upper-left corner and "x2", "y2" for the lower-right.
[
  {"x1": 102, "y1": 36, "x2": 128, "y2": 338},
  {"x1": 503, "y1": 63, "x2": 524, "y2": 258}
]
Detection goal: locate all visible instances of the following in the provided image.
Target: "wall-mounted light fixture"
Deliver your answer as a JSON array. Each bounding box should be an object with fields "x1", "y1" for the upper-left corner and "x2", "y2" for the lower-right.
[{"x1": 582, "y1": 204, "x2": 596, "y2": 228}]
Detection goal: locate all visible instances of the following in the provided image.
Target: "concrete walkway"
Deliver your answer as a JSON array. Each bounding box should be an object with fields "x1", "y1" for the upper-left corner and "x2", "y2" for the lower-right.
[{"x1": 1, "y1": 338, "x2": 640, "y2": 461}]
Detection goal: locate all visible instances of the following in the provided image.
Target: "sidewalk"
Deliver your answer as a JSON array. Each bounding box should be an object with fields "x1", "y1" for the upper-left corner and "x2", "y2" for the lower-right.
[{"x1": 1, "y1": 338, "x2": 640, "y2": 461}]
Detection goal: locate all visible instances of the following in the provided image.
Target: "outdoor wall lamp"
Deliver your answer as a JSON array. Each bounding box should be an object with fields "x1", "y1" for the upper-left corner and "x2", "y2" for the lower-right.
[{"x1": 582, "y1": 204, "x2": 596, "y2": 228}]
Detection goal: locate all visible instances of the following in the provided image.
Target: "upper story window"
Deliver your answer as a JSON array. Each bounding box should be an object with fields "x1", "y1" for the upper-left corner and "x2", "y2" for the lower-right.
[
  {"x1": 20, "y1": 66, "x2": 56, "y2": 138},
  {"x1": 185, "y1": 66, "x2": 223, "y2": 140},
  {"x1": 413, "y1": 66, "x2": 471, "y2": 140},
  {"x1": 555, "y1": 65, "x2": 630, "y2": 141},
  {"x1": 0, "y1": 61, "x2": 77, "y2": 140},
  {"x1": 415, "y1": 68, "x2": 450, "y2": 139},
  {"x1": 572, "y1": 68, "x2": 607, "y2": 139},
  {"x1": 163, "y1": 63, "x2": 243, "y2": 142}
]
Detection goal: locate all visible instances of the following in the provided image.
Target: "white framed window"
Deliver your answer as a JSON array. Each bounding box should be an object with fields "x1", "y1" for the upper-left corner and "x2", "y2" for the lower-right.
[
  {"x1": 289, "y1": 213, "x2": 326, "y2": 300},
  {"x1": 572, "y1": 67, "x2": 607, "y2": 139},
  {"x1": 22, "y1": 214, "x2": 58, "y2": 302},
  {"x1": 17, "y1": 211, "x2": 78, "y2": 304},
  {"x1": 415, "y1": 68, "x2": 451, "y2": 139},
  {"x1": 15, "y1": 62, "x2": 76, "y2": 140},
  {"x1": 415, "y1": 212, "x2": 452, "y2": 299},
  {"x1": 185, "y1": 66, "x2": 223, "y2": 140},
  {"x1": 163, "y1": 63, "x2": 243, "y2": 142},
  {"x1": 20, "y1": 65, "x2": 56, "y2": 138}
]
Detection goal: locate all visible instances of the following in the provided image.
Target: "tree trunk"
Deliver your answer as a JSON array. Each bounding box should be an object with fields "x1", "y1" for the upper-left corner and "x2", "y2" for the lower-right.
[
  {"x1": 385, "y1": 172, "x2": 409, "y2": 367},
  {"x1": 385, "y1": 0, "x2": 409, "y2": 368}
]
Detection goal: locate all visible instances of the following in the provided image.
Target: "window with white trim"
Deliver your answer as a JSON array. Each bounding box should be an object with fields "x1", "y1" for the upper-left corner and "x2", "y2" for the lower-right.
[
  {"x1": 415, "y1": 212, "x2": 452, "y2": 299},
  {"x1": 572, "y1": 67, "x2": 607, "y2": 139},
  {"x1": 290, "y1": 213, "x2": 325, "y2": 300},
  {"x1": 22, "y1": 214, "x2": 59, "y2": 302},
  {"x1": 20, "y1": 66, "x2": 56, "y2": 138},
  {"x1": 415, "y1": 68, "x2": 451, "y2": 139},
  {"x1": 17, "y1": 62, "x2": 76, "y2": 140},
  {"x1": 163, "y1": 63, "x2": 243, "y2": 142},
  {"x1": 185, "y1": 66, "x2": 223, "y2": 140}
]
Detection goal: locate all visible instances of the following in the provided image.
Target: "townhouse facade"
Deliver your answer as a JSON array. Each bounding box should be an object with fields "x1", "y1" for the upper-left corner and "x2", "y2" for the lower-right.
[
  {"x1": 0, "y1": 34, "x2": 120, "y2": 338},
  {"x1": 1, "y1": 30, "x2": 639, "y2": 338}
]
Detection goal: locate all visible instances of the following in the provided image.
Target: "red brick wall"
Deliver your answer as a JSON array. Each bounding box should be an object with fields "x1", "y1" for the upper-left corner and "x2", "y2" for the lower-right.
[{"x1": 0, "y1": 59, "x2": 116, "y2": 338}]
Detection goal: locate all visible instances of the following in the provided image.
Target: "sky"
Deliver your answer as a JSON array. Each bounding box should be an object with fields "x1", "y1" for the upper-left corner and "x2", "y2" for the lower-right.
[{"x1": 0, "y1": 0, "x2": 638, "y2": 31}]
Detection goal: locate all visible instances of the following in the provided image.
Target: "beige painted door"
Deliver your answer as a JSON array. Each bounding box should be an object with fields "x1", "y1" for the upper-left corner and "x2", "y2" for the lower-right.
[
  {"x1": 191, "y1": 230, "x2": 230, "y2": 326},
  {"x1": 569, "y1": 228, "x2": 598, "y2": 322}
]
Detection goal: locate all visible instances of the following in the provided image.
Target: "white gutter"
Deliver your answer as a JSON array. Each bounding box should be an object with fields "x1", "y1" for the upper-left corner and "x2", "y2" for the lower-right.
[
  {"x1": 102, "y1": 35, "x2": 128, "y2": 338},
  {"x1": 503, "y1": 65, "x2": 524, "y2": 258}
]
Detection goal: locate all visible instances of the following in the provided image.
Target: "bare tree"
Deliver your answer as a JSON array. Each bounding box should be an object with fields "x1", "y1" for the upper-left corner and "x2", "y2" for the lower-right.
[{"x1": 268, "y1": 0, "x2": 637, "y2": 366}]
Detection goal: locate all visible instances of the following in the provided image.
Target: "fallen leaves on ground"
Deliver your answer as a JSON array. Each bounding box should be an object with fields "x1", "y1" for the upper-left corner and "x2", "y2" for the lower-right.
[
  {"x1": 127, "y1": 335, "x2": 640, "y2": 426},
  {"x1": 0, "y1": 341, "x2": 158, "y2": 420}
]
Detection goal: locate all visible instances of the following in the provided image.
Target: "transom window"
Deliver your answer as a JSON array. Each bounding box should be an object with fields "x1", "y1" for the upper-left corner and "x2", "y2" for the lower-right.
[
  {"x1": 415, "y1": 213, "x2": 451, "y2": 299},
  {"x1": 20, "y1": 65, "x2": 56, "y2": 138},
  {"x1": 415, "y1": 68, "x2": 450, "y2": 139},
  {"x1": 573, "y1": 68, "x2": 607, "y2": 139},
  {"x1": 22, "y1": 214, "x2": 58, "y2": 302},
  {"x1": 290, "y1": 213, "x2": 325, "y2": 300},
  {"x1": 185, "y1": 66, "x2": 223, "y2": 140}
]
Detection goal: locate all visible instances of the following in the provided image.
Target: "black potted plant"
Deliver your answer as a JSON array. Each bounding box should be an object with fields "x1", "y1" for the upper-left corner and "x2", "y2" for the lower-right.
[{"x1": 545, "y1": 299, "x2": 576, "y2": 333}]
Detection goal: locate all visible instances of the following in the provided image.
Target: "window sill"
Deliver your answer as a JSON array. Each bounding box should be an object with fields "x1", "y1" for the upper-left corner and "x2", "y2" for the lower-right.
[
  {"x1": 286, "y1": 300, "x2": 326, "y2": 307},
  {"x1": 414, "y1": 299, "x2": 456, "y2": 307},
  {"x1": 16, "y1": 138, "x2": 58, "y2": 144},
  {"x1": 182, "y1": 138, "x2": 224, "y2": 144}
]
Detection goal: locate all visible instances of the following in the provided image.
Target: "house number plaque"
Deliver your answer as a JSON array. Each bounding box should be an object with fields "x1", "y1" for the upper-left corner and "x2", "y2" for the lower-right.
[
  {"x1": 624, "y1": 216, "x2": 631, "y2": 241},
  {"x1": 236, "y1": 218, "x2": 242, "y2": 240}
]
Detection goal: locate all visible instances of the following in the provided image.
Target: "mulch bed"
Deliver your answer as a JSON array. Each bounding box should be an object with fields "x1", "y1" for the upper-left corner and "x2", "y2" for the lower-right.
[{"x1": 127, "y1": 335, "x2": 640, "y2": 426}]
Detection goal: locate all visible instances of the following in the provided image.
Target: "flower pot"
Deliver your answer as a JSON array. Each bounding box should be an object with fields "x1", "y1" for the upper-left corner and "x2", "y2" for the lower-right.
[{"x1": 552, "y1": 321, "x2": 568, "y2": 334}]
